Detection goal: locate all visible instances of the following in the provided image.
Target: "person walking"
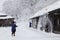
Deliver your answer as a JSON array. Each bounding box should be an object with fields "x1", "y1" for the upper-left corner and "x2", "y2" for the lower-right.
[
  {"x1": 29, "y1": 22, "x2": 32, "y2": 27},
  {"x1": 11, "y1": 21, "x2": 17, "y2": 36}
]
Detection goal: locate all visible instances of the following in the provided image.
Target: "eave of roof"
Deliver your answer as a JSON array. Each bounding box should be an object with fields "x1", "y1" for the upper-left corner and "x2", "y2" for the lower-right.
[{"x1": 30, "y1": 1, "x2": 60, "y2": 19}]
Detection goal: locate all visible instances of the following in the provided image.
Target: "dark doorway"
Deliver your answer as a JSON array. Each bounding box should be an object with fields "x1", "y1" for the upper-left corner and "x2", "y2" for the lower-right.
[
  {"x1": 53, "y1": 14, "x2": 60, "y2": 33},
  {"x1": 36, "y1": 17, "x2": 39, "y2": 29},
  {"x1": 49, "y1": 8, "x2": 60, "y2": 33},
  {"x1": 32, "y1": 17, "x2": 39, "y2": 29}
]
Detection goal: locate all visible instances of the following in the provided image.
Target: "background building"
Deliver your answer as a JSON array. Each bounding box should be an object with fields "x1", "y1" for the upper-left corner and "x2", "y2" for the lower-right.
[{"x1": 30, "y1": 1, "x2": 60, "y2": 33}]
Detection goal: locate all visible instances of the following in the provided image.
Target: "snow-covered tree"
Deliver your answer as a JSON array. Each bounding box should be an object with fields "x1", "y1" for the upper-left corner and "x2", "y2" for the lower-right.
[
  {"x1": 2, "y1": 0, "x2": 38, "y2": 20},
  {"x1": 2, "y1": 0, "x2": 59, "y2": 21}
]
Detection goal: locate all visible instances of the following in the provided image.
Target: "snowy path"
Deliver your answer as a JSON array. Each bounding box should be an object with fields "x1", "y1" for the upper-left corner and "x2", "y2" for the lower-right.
[{"x1": 0, "y1": 21, "x2": 60, "y2": 40}]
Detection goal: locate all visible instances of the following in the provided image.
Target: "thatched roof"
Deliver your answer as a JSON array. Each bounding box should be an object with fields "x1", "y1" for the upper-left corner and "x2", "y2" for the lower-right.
[
  {"x1": 0, "y1": 16, "x2": 14, "y2": 19},
  {"x1": 30, "y1": 1, "x2": 60, "y2": 18}
]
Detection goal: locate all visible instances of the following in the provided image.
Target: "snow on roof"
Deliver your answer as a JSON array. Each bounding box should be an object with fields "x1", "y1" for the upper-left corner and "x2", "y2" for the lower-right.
[
  {"x1": 30, "y1": 1, "x2": 60, "y2": 18},
  {"x1": 0, "y1": 13, "x2": 7, "y2": 15},
  {"x1": 0, "y1": 16, "x2": 14, "y2": 19}
]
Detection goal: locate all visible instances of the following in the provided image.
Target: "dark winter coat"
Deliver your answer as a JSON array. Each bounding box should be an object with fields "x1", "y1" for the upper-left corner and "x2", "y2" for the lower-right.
[
  {"x1": 11, "y1": 23, "x2": 17, "y2": 32},
  {"x1": 29, "y1": 22, "x2": 32, "y2": 27}
]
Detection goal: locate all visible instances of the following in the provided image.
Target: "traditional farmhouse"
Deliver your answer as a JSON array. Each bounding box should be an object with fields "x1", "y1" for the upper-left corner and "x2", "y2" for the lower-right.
[
  {"x1": 30, "y1": 1, "x2": 60, "y2": 33},
  {"x1": 0, "y1": 13, "x2": 14, "y2": 26}
]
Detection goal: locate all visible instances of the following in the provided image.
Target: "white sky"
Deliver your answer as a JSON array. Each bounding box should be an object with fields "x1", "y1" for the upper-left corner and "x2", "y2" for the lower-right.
[{"x1": 0, "y1": 0, "x2": 7, "y2": 11}]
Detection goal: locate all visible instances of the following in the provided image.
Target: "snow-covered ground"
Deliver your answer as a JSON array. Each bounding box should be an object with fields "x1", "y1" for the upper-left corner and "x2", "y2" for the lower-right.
[{"x1": 0, "y1": 21, "x2": 60, "y2": 40}]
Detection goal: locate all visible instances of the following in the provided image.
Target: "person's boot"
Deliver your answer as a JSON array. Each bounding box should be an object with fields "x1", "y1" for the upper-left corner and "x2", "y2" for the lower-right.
[{"x1": 14, "y1": 33, "x2": 15, "y2": 36}]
